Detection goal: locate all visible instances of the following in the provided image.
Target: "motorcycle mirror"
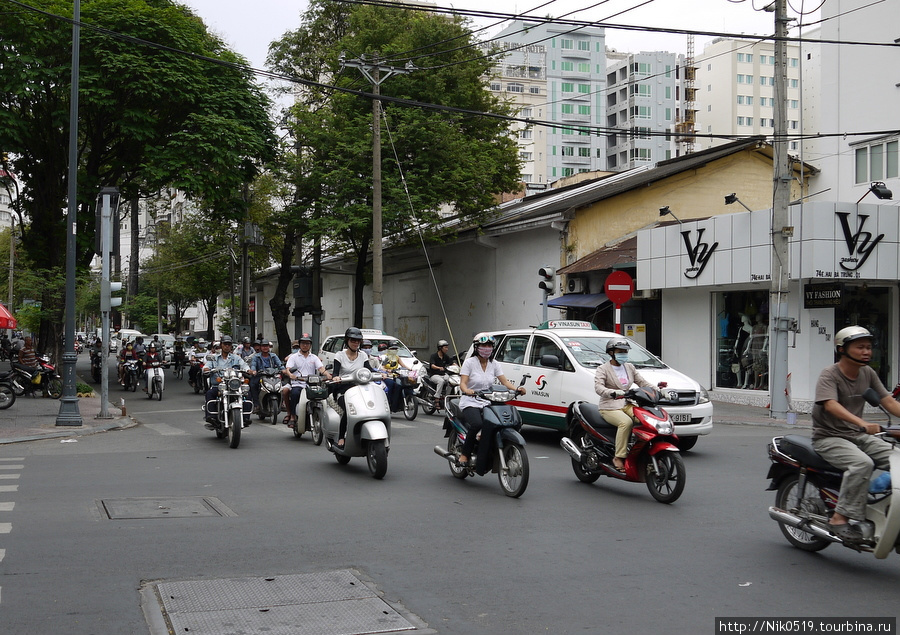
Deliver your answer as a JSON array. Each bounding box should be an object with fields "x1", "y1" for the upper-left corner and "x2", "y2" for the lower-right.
[{"x1": 862, "y1": 388, "x2": 882, "y2": 408}]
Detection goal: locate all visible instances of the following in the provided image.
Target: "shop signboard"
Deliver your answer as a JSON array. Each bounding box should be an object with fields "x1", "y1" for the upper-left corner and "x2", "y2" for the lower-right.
[{"x1": 803, "y1": 282, "x2": 843, "y2": 308}]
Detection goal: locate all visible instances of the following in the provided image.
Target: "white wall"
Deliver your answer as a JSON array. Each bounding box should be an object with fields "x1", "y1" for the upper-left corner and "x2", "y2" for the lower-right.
[{"x1": 660, "y1": 286, "x2": 712, "y2": 389}]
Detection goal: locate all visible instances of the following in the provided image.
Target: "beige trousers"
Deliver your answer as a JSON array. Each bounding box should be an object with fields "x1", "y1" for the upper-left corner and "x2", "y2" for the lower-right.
[{"x1": 599, "y1": 405, "x2": 636, "y2": 459}]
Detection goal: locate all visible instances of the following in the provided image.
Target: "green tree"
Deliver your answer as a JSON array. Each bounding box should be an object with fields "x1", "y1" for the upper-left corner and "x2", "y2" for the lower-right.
[
  {"x1": 269, "y1": 1, "x2": 520, "y2": 326},
  {"x1": 0, "y1": 0, "x2": 275, "y2": 356}
]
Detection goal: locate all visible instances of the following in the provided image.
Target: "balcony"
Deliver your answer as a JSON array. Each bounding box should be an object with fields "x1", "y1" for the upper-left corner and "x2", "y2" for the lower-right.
[{"x1": 560, "y1": 112, "x2": 591, "y2": 123}]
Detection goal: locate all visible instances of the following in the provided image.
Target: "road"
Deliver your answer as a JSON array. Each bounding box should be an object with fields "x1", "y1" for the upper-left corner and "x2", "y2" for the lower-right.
[{"x1": 0, "y1": 355, "x2": 898, "y2": 635}]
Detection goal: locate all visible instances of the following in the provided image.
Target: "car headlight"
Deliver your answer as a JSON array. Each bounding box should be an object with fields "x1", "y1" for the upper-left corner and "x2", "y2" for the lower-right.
[{"x1": 698, "y1": 387, "x2": 710, "y2": 404}]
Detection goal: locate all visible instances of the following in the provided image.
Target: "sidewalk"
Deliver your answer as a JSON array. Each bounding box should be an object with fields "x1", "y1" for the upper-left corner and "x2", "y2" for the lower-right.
[
  {"x1": 0, "y1": 392, "x2": 807, "y2": 445},
  {"x1": 0, "y1": 391, "x2": 133, "y2": 445}
]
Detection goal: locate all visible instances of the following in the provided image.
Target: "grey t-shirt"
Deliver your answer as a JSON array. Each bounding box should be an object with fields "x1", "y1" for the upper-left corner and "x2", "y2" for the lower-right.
[{"x1": 812, "y1": 363, "x2": 888, "y2": 441}]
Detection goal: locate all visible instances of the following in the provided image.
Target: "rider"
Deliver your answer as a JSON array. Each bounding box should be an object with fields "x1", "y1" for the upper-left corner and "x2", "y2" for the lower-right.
[
  {"x1": 594, "y1": 339, "x2": 655, "y2": 473},
  {"x1": 133, "y1": 336, "x2": 146, "y2": 356},
  {"x1": 202, "y1": 335, "x2": 249, "y2": 425},
  {"x1": 248, "y1": 340, "x2": 284, "y2": 413},
  {"x1": 811, "y1": 326, "x2": 900, "y2": 543},
  {"x1": 117, "y1": 341, "x2": 141, "y2": 386},
  {"x1": 458, "y1": 334, "x2": 525, "y2": 470},
  {"x1": 172, "y1": 336, "x2": 187, "y2": 370},
  {"x1": 188, "y1": 338, "x2": 208, "y2": 388},
  {"x1": 428, "y1": 339, "x2": 453, "y2": 409},
  {"x1": 142, "y1": 342, "x2": 164, "y2": 392},
  {"x1": 236, "y1": 336, "x2": 255, "y2": 361},
  {"x1": 283, "y1": 333, "x2": 330, "y2": 428},
  {"x1": 330, "y1": 327, "x2": 374, "y2": 448}
]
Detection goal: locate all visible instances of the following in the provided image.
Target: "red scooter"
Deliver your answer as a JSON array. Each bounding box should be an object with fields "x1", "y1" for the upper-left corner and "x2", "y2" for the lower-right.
[{"x1": 560, "y1": 386, "x2": 686, "y2": 503}]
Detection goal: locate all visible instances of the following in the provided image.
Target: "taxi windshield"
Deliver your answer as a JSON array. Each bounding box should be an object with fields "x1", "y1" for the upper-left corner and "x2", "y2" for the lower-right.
[
  {"x1": 371, "y1": 339, "x2": 414, "y2": 358},
  {"x1": 560, "y1": 336, "x2": 667, "y2": 369}
]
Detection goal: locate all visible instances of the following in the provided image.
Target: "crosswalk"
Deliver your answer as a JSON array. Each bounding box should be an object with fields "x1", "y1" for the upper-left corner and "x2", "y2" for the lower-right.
[{"x1": 0, "y1": 457, "x2": 23, "y2": 605}]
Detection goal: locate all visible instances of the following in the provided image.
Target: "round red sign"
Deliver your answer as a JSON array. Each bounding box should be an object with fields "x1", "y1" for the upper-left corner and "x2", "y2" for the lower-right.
[{"x1": 604, "y1": 271, "x2": 634, "y2": 305}]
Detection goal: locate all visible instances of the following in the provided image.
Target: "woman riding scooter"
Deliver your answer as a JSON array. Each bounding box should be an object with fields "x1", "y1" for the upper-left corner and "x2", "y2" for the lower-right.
[{"x1": 330, "y1": 327, "x2": 374, "y2": 448}]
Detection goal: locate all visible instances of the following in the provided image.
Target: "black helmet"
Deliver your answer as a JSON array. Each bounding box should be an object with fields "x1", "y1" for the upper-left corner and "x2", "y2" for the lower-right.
[
  {"x1": 361, "y1": 339, "x2": 373, "y2": 348},
  {"x1": 605, "y1": 339, "x2": 631, "y2": 354},
  {"x1": 299, "y1": 333, "x2": 313, "y2": 344},
  {"x1": 345, "y1": 327, "x2": 363, "y2": 341},
  {"x1": 220, "y1": 335, "x2": 233, "y2": 345},
  {"x1": 437, "y1": 339, "x2": 449, "y2": 349}
]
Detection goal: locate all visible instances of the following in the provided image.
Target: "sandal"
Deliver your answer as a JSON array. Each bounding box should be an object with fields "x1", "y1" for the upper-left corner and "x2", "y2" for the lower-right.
[{"x1": 612, "y1": 459, "x2": 626, "y2": 473}]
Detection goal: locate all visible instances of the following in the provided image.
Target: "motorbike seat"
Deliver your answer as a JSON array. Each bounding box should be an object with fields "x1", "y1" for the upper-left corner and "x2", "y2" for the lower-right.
[
  {"x1": 778, "y1": 435, "x2": 838, "y2": 472},
  {"x1": 445, "y1": 396, "x2": 462, "y2": 420},
  {"x1": 578, "y1": 402, "x2": 618, "y2": 432}
]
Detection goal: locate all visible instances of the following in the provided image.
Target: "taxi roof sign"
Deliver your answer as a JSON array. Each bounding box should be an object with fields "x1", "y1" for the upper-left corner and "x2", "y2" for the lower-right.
[
  {"x1": 360, "y1": 329, "x2": 386, "y2": 336},
  {"x1": 538, "y1": 320, "x2": 598, "y2": 330}
]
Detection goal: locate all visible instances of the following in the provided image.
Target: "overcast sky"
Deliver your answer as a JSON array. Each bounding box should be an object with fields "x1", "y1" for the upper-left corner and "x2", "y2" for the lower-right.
[{"x1": 180, "y1": 0, "x2": 820, "y2": 70}]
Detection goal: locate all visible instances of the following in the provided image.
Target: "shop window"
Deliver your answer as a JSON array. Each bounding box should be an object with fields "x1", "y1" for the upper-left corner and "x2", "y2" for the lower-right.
[
  {"x1": 835, "y1": 284, "x2": 891, "y2": 387},
  {"x1": 714, "y1": 291, "x2": 770, "y2": 390}
]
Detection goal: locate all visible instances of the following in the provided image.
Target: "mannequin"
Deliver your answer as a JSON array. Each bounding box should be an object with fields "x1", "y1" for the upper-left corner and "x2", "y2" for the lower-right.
[
  {"x1": 734, "y1": 314, "x2": 752, "y2": 388},
  {"x1": 749, "y1": 316, "x2": 769, "y2": 389}
]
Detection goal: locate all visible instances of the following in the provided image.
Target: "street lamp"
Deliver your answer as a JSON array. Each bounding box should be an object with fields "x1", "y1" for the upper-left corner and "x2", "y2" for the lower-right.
[
  {"x1": 724, "y1": 193, "x2": 754, "y2": 212},
  {"x1": 659, "y1": 205, "x2": 684, "y2": 225},
  {"x1": 856, "y1": 181, "x2": 893, "y2": 204}
]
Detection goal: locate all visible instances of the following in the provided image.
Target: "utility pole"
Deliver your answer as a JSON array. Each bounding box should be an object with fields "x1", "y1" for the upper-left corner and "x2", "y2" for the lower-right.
[
  {"x1": 339, "y1": 53, "x2": 415, "y2": 331},
  {"x1": 769, "y1": 0, "x2": 793, "y2": 418}
]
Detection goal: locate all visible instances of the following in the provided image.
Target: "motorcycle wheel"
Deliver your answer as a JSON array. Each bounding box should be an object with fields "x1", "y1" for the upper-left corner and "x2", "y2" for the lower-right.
[
  {"x1": 774, "y1": 473, "x2": 831, "y2": 552},
  {"x1": 154, "y1": 378, "x2": 163, "y2": 401},
  {"x1": 311, "y1": 409, "x2": 323, "y2": 446},
  {"x1": 228, "y1": 409, "x2": 242, "y2": 449},
  {"x1": 447, "y1": 434, "x2": 467, "y2": 480},
  {"x1": 403, "y1": 392, "x2": 418, "y2": 421},
  {"x1": 367, "y1": 440, "x2": 388, "y2": 479},
  {"x1": 0, "y1": 383, "x2": 16, "y2": 409},
  {"x1": 498, "y1": 442, "x2": 529, "y2": 498},
  {"x1": 46, "y1": 378, "x2": 62, "y2": 399},
  {"x1": 193, "y1": 378, "x2": 201, "y2": 394},
  {"x1": 335, "y1": 452, "x2": 351, "y2": 465},
  {"x1": 569, "y1": 429, "x2": 601, "y2": 484},
  {"x1": 422, "y1": 389, "x2": 436, "y2": 415},
  {"x1": 130, "y1": 375, "x2": 137, "y2": 392},
  {"x1": 175, "y1": 363, "x2": 183, "y2": 380},
  {"x1": 270, "y1": 397, "x2": 279, "y2": 425},
  {"x1": 645, "y1": 452, "x2": 686, "y2": 504}
]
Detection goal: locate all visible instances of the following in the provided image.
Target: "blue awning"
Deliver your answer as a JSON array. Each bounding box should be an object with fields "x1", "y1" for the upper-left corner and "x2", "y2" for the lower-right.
[{"x1": 546, "y1": 293, "x2": 610, "y2": 309}]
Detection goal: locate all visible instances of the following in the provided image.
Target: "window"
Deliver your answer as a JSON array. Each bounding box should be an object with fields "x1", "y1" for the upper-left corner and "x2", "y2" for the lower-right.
[
  {"x1": 560, "y1": 38, "x2": 573, "y2": 49},
  {"x1": 561, "y1": 146, "x2": 574, "y2": 156},
  {"x1": 561, "y1": 82, "x2": 574, "y2": 93},
  {"x1": 561, "y1": 167, "x2": 574, "y2": 177},
  {"x1": 853, "y1": 139, "x2": 899, "y2": 183},
  {"x1": 737, "y1": 116, "x2": 753, "y2": 126},
  {"x1": 630, "y1": 62, "x2": 651, "y2": 75},
  {"x1": 521, "y1": 173, "x2": 533, "y2": 183},
  {"x1": 507, "y1": 83, "x2": 524, "y2": 93},
  {"x1": 529, "y1": 86, "x2": 541, "y2": 94},
  {"x1": 630, "y1": 83, "x2": 651, "y2": 97},
  {"x1": 630, "y1": 148, "x2": 652, "y2": 161},
  {"x1": 490, "y1": 81, "x2": 501, "y2": 91},
  {"x1": 519, "y1": 151, "x2": 533, "y2": 161},
  {"x1": 633, "y1": 127, "x2": 651, "y2": 139},
  {"x1": 789, "y1": 120, "x2": 799, "y2": 130},
  {"x1": 578, "y1": 147, "x2": 591, "y2": 157},
  {"x1": 790, "y1": 57, "x2": 799, "y2": 67},
  {"x1": 578, "y1": 105, "x2": 591, "y2": 115},
  {"x1": 665, "y1": 86, "x2": 671, "y2": 99},
  {"x1": 578, "y1": 40, "x2": 590, "y2": 51},
  {"x1": 497, "y1": 335, "x2": 530, "y2": 364},
  {"x1": 520, "y1": 107, "x2": 532, "y2": 118},
  {"x1": 790, "y1": 79, "x2": 799, "y2": 88},
  {"x1": 789, "y1": 100, "x2": 799, "y2": 109},
  {"x1": 528, "y1": 335, "x2": 568, "y2": 368},
  {"x1": 665, "y1": 107, "x2": 671, "y2": 121},
  {"x1": 665, "y1": 65, "x2": 672, "y2": 78},
  {"x1": 561, "y1": 61, "x2": 574, "y2": 72},
  {"x1": 578, "y1": 83, "x2": 591, "y2": 94},
  {"x1": 737, "y1": 95, "x2": 745, "y2": 105},
  {"x1": 561, "y1": 104, "x2": 574, "y2": 114},
  {"x1": 577, "y1": 63, "x2": 590, "y2": 73},
  {"x1": 519, "y1": 129, "x2": 532, "y2": 140},
  {"x1": 737, "y1": 53, "x2": 745, "y2": 62},
  {"x1": 631, "y1": 105, "x2": 651, "y2": 119}
]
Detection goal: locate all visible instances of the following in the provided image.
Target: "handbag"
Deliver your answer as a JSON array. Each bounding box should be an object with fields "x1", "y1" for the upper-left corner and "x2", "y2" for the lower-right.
[{"x1": 740, "y1": 353, "x2": 753, "y2": 369}]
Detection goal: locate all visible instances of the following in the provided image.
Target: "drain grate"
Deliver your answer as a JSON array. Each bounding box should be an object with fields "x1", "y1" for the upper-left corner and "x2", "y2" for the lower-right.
[
  {"x1": 147, "y1": 570, "x2": 421, "y2": 635},
  {"x1": 99, "y1": 496, "x2": 236, "y2": 519}
]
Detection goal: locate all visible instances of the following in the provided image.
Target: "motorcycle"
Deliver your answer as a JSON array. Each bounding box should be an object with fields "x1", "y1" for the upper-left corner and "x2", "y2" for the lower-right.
[
  {"x1": 204, "y1": 367, "x2": 253, "y2": 449},
  {"x1": 11, "y1": 355, "x2": 63, "y2": 399},
  {"x1": 189, "y1": 357, "x2": 207, "y2": 394},
  {"x1": 145, "y1": 360, "x2": 165, "y2": 401},
  {"x1": 415, "y1": 363, "x2": 461, "y2": 415},
  {"x1": 256, "y1": 367, "x2": 283, "y2": 424},
  {"x1": 767, "y1": 387, "x2": 900, "y2": 557},
  {"x1": 74, "y1": 340, "x2": 84, "y2": 355},
  {"x1": 391, "y1": 367, "x2": 418, "y2": 420},
  {"x1": 322, "y1": 367, "x2": 391, "y2": 479},
  {"x1": 90, "y1": 350, "x2": 103, "y2": 383},
  {"x1": 120, "y1": 359, "x2": 140, "y2": 392},
  {"x1": 0, "y1": 373, "x2": 17, "y2": 409},
  {"x1": 560, "y1": 386, "x2": 686, "y2": 504},
  {"x1": 433, "y1": 378, "x2": 530, "y2": 498},
  {"x1": 291, "y1": 374, "x2": 329, "y2": 445}
]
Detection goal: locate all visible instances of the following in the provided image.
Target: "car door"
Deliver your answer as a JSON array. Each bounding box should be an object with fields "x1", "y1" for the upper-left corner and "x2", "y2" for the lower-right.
[{"x1": 518, "y1": 334, "x2": 570, "y2": 429}]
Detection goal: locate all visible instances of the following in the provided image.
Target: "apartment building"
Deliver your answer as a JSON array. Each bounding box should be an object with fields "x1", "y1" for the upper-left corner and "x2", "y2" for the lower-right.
[
  {"x1": 605, "y1": 50, "x2": 685, "y2": 171},
  {"x1": 693, "y1": 38, "x2": 803, "y2": 153},
  {"x1": 491, "y1": 20, "x2": 607, "y2": 186}
]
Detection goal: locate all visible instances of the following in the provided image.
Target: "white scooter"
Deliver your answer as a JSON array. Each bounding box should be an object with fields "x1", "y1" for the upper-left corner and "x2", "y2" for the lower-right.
[
  {"x1": 145, "y1": 360, "x2": 165, "y2": 401},
  {"x1": 291, "y1": 374, "x2": 328, "y2": 445},
  {"x1": 322, "y1": 368, "x2": 392, "y2": 479}
]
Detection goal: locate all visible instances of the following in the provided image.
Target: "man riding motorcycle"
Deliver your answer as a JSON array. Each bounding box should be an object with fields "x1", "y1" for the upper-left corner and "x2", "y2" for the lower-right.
[{"x1": 202, "y1": 335, "x2": 249, "y2": 426}]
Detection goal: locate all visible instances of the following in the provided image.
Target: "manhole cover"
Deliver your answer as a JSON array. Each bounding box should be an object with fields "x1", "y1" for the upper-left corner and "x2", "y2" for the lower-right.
[
  {"x1": 145, "y1": 570, "x2": 425, "y2": 635},
  {"x1": 99, "y1": 496, "x2": 236, "y2": 519}
]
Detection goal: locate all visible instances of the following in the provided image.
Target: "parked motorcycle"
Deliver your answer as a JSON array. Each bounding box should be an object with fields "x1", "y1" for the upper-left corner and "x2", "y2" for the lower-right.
[
  {"x1": 0, "y1": 373, "x2": 17, "y2": 409},
  {"x1": 434, "y1": 379, "x2": 530, "y2": 498},
  {"x1": 120, "y1": 359, "x2": 140, "y2": 392},
  {"x1": 291, "y1": 374, "x2": 329, "y2": 444},
  {"x1": 560, "y1": 386, "x2": 686, "y2": 504},
  {"x1": 11, "y1": 356, "x2": 63, "y2": 399},
  {"x1": 145, "y1": 360, "x2": 165, "y2": 401},
  {"x1": 256, "y1": 367, "x2": 283, "y2": 424},
  {"x1": 204, "y1": 367, "x2": 253, "y2": 449},
  {"x1": 767, "y1": 387, "x2": 900, "y2": 557},
  {"x1": 415, "y1": 363, "x2": 461, "y2": 415},
  {"x1": 322, "y1": 367, "x2": 391, "y2": 479}
]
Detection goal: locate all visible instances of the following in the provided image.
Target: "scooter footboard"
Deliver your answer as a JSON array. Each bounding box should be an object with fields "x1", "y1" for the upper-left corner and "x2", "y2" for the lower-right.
[{"x1": 360, "y1": 420, "x2": 389, "y2": 441}]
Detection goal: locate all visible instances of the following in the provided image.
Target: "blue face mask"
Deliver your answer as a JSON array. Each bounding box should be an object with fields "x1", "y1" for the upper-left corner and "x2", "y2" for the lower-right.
[
  {"x1": 292, "y1": 347, "x2": 299, "y2": 354},
  {"x1": 615, "y1": 354, "x2": 629, "y2": 365}
]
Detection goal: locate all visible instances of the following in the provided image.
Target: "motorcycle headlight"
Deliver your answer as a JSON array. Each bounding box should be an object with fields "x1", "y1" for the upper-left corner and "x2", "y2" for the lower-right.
[
  {"x1": 227, "y1": 378, "x2": 242, "y2": 391},
  {"x1": 655, "y1": 419, "x2": 674, "y2": 435},
  {"x1": 356, "y1": 368, "x2": 372, "y2": 384}
]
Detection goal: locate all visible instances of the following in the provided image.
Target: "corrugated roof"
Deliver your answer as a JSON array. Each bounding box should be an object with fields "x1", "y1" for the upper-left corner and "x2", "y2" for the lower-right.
[{"x1": 558, "y1": 236, "x2": 637, "y2": 274}]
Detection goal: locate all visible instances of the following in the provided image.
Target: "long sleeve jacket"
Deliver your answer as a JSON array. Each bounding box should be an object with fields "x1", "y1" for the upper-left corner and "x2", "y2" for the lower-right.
[{"x1": 594, "y1": 361, "x2": 653, "y2": 410}]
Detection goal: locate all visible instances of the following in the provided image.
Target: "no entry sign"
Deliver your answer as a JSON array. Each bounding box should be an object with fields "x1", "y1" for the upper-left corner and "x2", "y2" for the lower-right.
[{"x1": 604, "y1": 271, "x2": 634, "y2": 305}]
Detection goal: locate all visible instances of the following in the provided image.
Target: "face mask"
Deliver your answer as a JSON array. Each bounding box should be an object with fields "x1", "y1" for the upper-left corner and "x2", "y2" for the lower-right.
[
  {"x1": 615, "y1": 354, "x2": 629, "y2": 365},
  {"x1": 292, "y1": 347, "x2": 299, "y2": 354},
  {"x1": 477, "y1": 346, "x2": 493, "y2": 358}
]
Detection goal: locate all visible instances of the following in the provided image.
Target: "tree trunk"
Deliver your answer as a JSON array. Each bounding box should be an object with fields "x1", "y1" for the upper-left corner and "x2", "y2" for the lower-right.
[{"x1": 269, "y1": 228, "x2": 296, "y2": 360}]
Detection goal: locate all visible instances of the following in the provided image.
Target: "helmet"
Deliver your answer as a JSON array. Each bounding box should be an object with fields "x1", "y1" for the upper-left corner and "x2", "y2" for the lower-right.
[
  {"x1": 242, "y1": 337, "x2": 250, "y2": 344},
  {"x1": 299, "y1": 333, "x2": 313, "y2": 344},
  {"x1": 136, "y1": 336, "x2": 143, "y2": 344},
  {"x1": 345, "y1": 327, "x2": 363, "y2": 341},
  {"x1": 437, "y1": 339, "x2": 449, "y2": 349},
  {"x1": 220, "y1": 335, "x2": 233, "y2": 345},
  {"x1": 473, "y1": 333, "x2": 496, "y2": 346},
  {"x1": 148, "y1": 343, "x2": 157, "y2": 350},
  {"x1": 259, "y1": 340, "x2": 270, "y2": 347},
  {"x1": 378, "y1": 342, "x2": 388, "y2": 351},
  {"x1": 605, "y1": 339, "x2": 631, "y2": 354},
  {"x1": 362, "y1": 339, "x2": 372, "y2": 348},
  {"x1": 835, "y1": 326, "x2": 873, "y2": 351}
]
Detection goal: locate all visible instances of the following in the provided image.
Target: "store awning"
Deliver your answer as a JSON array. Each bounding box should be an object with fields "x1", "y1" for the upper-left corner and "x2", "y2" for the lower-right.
[
  {"x1": 0, "y1": 302, "x2": 16, "y2": 330},
  {"x1": 547, "y1": 293, "x2": 610, "y2": 309}
]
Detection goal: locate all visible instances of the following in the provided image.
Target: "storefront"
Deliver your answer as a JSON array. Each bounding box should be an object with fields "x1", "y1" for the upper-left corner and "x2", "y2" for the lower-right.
[{"x1": 637, "y1": 201, "x2": 898, "y2": 410}]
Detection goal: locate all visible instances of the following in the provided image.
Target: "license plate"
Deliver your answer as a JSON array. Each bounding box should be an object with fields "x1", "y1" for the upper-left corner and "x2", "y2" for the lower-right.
[{"x1": 671, "y1": 413, "x2": 692, "y2": 423}]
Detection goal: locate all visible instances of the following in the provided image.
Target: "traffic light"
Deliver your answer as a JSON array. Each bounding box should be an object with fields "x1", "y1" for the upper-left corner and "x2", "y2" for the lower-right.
[
  {"x1": 538, "y1": 266, "x2": 556, "y2": 293},
  {"x1": 101, "y1": 280, "x2": 123, "y2": 311}
]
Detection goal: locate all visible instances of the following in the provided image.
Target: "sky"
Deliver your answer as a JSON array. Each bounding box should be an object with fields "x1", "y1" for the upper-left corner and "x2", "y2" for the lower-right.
[{"x1": 180, "y1": 0, "x2": 820, "y2": 71}]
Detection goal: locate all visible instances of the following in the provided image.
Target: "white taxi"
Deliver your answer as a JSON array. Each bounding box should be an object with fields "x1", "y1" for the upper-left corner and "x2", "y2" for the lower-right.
[
  {"x1": 318, "y1": 329, "x2": 424, "y2": 376},
  {"x1": 468, "y1": 321, "x2": 713, "y2": 450}
]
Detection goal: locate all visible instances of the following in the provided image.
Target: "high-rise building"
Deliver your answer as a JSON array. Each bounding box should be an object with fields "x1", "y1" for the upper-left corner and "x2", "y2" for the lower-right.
[{"x1": 490, "y1": 20, "x2": 607, "y2": 186}]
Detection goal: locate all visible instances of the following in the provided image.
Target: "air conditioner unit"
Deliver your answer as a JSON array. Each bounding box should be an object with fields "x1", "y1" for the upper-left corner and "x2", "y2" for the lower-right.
[
  {"x1": 567, "y1": 277, "x2": 586, "y2": 293},
  {"x1": 633, "y1": 289, "x2": 658, "y2": 300}
]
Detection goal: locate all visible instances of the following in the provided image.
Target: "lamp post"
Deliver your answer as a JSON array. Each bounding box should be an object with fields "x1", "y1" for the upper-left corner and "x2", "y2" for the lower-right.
[{"x1": 57, "y1": 0, "x2": 82, "y2": 426}]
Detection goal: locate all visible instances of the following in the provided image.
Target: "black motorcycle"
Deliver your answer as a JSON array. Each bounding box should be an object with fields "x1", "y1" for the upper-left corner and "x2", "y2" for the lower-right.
[
  {"x1": 90, "y1": 350, "x2": 103, "y2": 383},
  {"x1": 10, "y1": 356, "x2": 62, "y2": 399}
]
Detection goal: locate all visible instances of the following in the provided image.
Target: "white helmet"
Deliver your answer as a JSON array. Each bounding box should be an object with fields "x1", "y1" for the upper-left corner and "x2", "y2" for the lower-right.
[{"x1": 834, "y1": 326, "x2": 873, "y2": 352}]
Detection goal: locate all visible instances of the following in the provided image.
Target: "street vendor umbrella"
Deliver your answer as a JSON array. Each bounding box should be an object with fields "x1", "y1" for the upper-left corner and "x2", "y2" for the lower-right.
[{"x1": 0, "y1": 303, "x2": 16, "y2": 330}]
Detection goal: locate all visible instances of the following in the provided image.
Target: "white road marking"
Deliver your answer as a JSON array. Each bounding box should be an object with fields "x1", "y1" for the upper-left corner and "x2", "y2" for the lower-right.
[
  {"x1": 0, "y1": 502, "x2": 13, "y2": 511},
  {"x1": 0, "y1": 475, "x2": 19, "y2": 480},
  {"x1": 0, "y1": 465, "x2": 24, "y2": 470},
  {"x1": 144, "y1": 423, "x2": 188, "y2": 436},
  {"x1": 0, "y1": 523, "x2": 11, "y2": 533},
  {"x1": 0, "y1": 486, "x2": 17, "y2": 492}
]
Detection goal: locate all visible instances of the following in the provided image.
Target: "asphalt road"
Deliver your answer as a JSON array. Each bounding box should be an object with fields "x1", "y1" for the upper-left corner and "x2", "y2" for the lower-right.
[{"x1": 0, "y1": 356, "x2": 898, "y2": 635}]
